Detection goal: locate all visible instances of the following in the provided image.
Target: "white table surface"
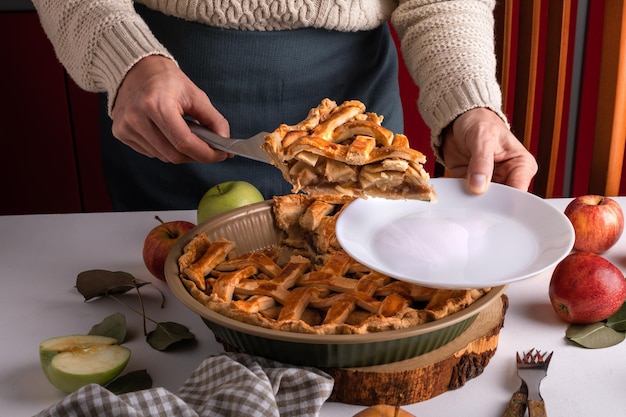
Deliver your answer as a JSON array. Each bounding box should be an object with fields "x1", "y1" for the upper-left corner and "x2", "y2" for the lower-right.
[{"x1": 1, "y1": 198, "x2": 625, "y2": 416}]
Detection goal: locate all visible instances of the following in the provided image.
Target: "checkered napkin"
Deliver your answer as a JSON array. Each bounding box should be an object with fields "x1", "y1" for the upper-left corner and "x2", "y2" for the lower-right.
[{"x1": 35, "y1": 352, "x2": 334, "y2": 417}]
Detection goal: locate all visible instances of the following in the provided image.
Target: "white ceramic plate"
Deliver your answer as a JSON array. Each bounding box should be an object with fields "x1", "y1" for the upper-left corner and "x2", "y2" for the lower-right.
[{"x1": 336, "y1": 178, "x2": 574, "y2": 289}]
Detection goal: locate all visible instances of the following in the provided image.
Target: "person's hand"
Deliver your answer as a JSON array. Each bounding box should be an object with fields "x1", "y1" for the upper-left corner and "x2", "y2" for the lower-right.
[
  {"x1": 111, "y1": 55, "x2": 231, "y2": 163},
  {"x1": 441, "y1": 108, "x2": 538, "y2": 194}
]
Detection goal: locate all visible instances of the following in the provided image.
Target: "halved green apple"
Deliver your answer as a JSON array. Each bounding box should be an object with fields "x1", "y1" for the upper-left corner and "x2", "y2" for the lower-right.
[{"x1": 39, "y1": 334, "x2": 131, "y2": 393}]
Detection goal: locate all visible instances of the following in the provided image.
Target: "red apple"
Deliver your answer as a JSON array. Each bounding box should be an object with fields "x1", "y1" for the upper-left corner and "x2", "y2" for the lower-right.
[
  {"x1": 564, "y1": 195, "x2": 624, "y2": 253},
  {"x1": 143, "y1": 216, "x2": 195, "y2": 281},
  {"x1": 549, "y1": 252, "x2": 626, "y2": 323}
]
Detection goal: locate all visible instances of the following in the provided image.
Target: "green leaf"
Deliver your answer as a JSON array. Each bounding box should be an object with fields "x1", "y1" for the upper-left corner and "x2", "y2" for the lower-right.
[
  {"x1": 146, "y1": 322, "x2": 195, "y2": 351},
  {"x1": 76, "y1": 269, "x2": 196, "y2": 354},
  {"x1": 105, "y1": 369, "x2": 153, "y2": 394},
  {"x1": 566, "y1": 322, "x2": 626, "y2": 348},
  {"x1": 76, "y1": 270, "x2": 151, "y2": 301},
  {"x1": 88, "y1": 312, "x2": 127, "y2": 344},
  {"x1": 606, "y1": 302, "x2": 626, "y2": 331}
]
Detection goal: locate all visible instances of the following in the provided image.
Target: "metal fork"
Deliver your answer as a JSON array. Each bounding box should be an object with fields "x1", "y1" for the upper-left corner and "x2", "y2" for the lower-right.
[{"x1": 516, "y1": 349, "x2": 553, "y2": 417}]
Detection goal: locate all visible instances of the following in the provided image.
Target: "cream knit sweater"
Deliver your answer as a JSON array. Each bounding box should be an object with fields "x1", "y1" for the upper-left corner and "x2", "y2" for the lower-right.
[{"x1": 32, "y1": 0, "x2": 506, "y2": 158}]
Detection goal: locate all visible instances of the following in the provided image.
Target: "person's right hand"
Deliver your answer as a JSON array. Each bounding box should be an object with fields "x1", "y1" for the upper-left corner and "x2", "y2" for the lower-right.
[{"x1": 110, "y1": 55, "x2": 231, "y2": 163}]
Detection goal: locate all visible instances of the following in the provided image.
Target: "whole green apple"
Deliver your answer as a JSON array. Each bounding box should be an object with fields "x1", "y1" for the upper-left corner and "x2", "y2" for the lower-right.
[
  {"x1": 39, "y1": 334, "x2": 131, "y2": 393},
  {"x1": 197, "y1": 181, "x2": 265, "y2": 223}
]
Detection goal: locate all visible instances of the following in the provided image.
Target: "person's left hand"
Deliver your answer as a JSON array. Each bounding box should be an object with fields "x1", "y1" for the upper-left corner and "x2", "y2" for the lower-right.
[{"x1": 441, "y1": 107, "x2": 538, "y2": 194}]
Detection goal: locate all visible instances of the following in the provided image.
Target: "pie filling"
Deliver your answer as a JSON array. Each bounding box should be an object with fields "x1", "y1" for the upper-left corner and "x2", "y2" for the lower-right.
[{"x1": 262, "y1": 98, "x2": 437, "y2": 201}]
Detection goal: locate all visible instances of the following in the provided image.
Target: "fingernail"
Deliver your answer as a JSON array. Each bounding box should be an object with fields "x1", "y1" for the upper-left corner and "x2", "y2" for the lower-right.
[{"x1": 469, "y1": 174, "x2": 488, "y2": 194}]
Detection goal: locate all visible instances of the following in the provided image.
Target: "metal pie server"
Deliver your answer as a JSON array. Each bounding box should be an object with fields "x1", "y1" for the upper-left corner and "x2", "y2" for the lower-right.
[{"x1": 187, "y1": 120, "x2": 271, "y2": 164}]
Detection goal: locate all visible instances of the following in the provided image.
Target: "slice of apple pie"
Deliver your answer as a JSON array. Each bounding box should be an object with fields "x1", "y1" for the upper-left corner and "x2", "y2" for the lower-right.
[{"x1": 262, "y1": 98, "x2": 437, "y2": 201}]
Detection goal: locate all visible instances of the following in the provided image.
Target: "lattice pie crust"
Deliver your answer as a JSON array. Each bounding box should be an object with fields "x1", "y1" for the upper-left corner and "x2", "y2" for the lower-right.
[
  {"x1": 178, "y1": 194, "x2": 489, "y2": 335},
  {"x1": 262, "y1": 98, "x2": 437, "y2": 201}
]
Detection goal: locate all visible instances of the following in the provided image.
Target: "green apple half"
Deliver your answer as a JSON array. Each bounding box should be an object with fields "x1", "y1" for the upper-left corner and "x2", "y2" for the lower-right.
[
  {"x1": 39, "y1": 334, "x2": 131, "y2": 393},
  {"x1": 197, "y1": 180, "x2": 265, "y2": 224}
]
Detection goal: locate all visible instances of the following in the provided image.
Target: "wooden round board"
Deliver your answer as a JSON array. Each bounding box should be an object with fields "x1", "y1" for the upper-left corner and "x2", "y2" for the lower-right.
[{"x1": 322, "y1": 294, "x2": 508, "y2": 406}]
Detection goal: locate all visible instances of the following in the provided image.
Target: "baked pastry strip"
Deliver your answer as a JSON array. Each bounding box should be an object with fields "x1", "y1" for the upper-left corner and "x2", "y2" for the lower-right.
[{"x1": 183, "y1": 238, "x2": 236, "y2": 291}]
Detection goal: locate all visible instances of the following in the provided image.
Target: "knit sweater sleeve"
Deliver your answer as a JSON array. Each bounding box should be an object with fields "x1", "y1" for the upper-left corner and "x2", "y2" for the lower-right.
[
  {"x1": 32, "y1": 0, "x2": 175, "y2": 112},
  {"x1": 390, "y1": 0, "x2": 508, "y2": 163}
]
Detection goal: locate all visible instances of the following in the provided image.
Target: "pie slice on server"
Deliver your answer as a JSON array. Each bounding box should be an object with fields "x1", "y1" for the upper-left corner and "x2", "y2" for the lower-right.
[{"x1": 262, "y1": 98, "x2": 437, "y2": 201}]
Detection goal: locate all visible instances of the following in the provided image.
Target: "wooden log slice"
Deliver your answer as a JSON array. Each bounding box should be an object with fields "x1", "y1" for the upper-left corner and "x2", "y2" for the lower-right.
[{"x1": 322, "y1": 294, "x2": 509, "y2": 406}]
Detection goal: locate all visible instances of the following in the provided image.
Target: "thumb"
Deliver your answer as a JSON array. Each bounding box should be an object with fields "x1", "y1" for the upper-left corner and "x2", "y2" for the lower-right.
[
  {"x1": 465, "y1": 140, "x2": 494, "y2": 195},
  {"x1": 184, "y1": 88, "x2": 230, "y2": 138}
]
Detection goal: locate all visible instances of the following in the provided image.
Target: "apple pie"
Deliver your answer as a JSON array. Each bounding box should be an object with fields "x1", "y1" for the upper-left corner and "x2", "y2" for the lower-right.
[
  {"x1": 262, "y1": 98, "x2": 437, "y2": 201},
  {"x1": 177, "y1": 194, "x2": 489, "y2": 335}
]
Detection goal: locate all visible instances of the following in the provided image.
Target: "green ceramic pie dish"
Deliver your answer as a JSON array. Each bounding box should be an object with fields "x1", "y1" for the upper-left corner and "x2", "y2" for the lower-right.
[{"x1": 165, "y1": 200, "x2": 507, "y2": 368}]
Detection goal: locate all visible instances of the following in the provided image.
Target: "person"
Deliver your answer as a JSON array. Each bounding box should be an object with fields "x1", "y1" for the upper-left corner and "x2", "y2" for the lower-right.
[{"x1": 32, "y1": 0, "x2": 538, "y2": 211}]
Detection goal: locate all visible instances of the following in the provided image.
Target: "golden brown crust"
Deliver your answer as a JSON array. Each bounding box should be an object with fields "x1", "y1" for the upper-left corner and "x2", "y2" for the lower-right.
[
  {"x1": 177, "y1": 194, "x2": 489, "y2": 335},
  {"x1": 181, "y1": 236, "x2": 236, "y2": 291},
  {"x1": 261, "y1": 98, "x2": 437, "y2": 201}
]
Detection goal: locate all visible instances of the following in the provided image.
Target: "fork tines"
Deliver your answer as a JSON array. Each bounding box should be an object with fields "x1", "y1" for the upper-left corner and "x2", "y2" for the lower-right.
[{"x1": 516, "y1": 348, "x2": 553, "y2": 367}]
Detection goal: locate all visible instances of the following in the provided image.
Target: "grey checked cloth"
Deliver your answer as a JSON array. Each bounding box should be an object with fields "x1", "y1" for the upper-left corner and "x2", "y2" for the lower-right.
[{"x1": 35, "y1": 352, "x2": 334, "y2": 417}]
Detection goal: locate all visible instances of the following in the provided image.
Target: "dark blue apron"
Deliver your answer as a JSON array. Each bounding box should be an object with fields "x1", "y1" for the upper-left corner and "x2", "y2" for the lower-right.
[{"x1": 100, "y1": 3, "x2": 403, "y2": 210}]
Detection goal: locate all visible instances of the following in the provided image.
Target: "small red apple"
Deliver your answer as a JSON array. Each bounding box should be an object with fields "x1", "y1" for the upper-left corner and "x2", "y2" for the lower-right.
[
  {"x1": 549, "y1": 252, "x2": 626, "y2": 323},
  {"x1": 142, "y1": 216, "x2": 195, "y2": 281},
  {"x1": 564, "y1": 195, "x2": 624, "y2": 253}
]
